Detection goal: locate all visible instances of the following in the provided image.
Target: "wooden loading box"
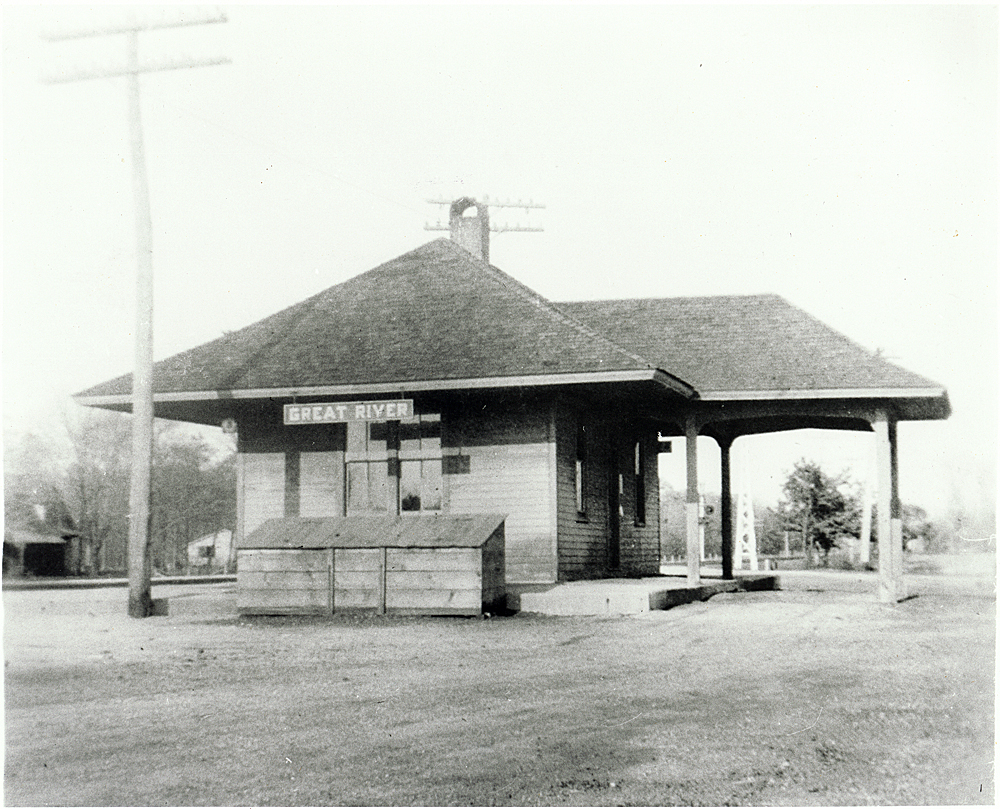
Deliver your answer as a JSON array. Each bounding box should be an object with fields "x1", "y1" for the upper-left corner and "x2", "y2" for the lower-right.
[{"x1": 237, "y1": 514, "x2": 506, "y2": 617}]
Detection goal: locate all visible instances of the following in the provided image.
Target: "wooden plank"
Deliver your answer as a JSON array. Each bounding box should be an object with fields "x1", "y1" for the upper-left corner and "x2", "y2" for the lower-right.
[
  {"x1": 333, "y1": 570, "x2": 382, "y2": 589},
  {"x1": 239, "y1": 606, "x2": 330, "y2": 616},
  {"x1": 387, "y1": 570, "x2": 482, "y2": 590},
  {"x1": 237, "y1": 550, "x2": 329, "y2": 572},
  {"x1": 238, "y1": 589, "x2": 330, "y2": 609},
  {"x1": 386, "y1": 588, "x2": 481, "y2": 610},
  {"x1": 333, "y1": 588, "x2": 381, "y2": 609},
  {"x1": 334, "y1": 548, "x2": 383, "y2": 571},
  {"x1": 386, "y1": 548, "x2": 479, "y2": 572},
  {"x1": 237, "y1": 570, "x2": 329, "y2": 589},
  {"x1": 388, "y1": 606, "x2": 481, "y2": 617}
]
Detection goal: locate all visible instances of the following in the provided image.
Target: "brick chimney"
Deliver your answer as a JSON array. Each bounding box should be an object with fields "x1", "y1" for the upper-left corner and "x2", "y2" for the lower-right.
[{"x1": 449, "y1": 197, "x2": 490, "y2": 262}]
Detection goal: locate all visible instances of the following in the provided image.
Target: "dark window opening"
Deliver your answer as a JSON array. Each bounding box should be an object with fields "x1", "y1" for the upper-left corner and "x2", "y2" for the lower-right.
[
  {"x1": 634, "y1": 439, "x2": 646, "y2": 526},
  {"x1": 575, "y1": 422, "x2": 588, "y2": 518}
]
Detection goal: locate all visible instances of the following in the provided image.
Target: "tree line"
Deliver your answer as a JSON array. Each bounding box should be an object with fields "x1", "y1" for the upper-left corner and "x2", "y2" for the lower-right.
[
  {"x1": 4, "y1": 409, "x2": 235, "y2": 576},
  {"x1": 660, "y1": 459, "x2": 957, "y2": 566}
]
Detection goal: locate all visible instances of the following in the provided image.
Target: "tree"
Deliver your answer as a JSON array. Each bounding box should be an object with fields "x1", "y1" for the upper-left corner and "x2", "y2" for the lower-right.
[
  {"x1": 901, "y1": 503, "x2": 953, "y2": 554},
  {"x1": 778, "y1": 459, "x2": 861, "y2": 566},
  {"x1": 3, "y1": 430, "x2": 65, "y2": 529},
  {"x1": 151, "y1": 423, "x2": 235, "y2": 573},
  {"x1": 59, "y1": 410, "x2": 133, "y2": 574},
  {"x1": 4, "y1": 409, "x2": 236, "y2": 577}
]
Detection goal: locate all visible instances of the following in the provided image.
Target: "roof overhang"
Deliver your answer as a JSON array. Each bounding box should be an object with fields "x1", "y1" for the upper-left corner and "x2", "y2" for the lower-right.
[
  {"x1": 699, "y1": 387, "x2": 947, "y2": 401},
  {"x1": 74, "y1": 368, "x2": 696, "y2": 415},
  {"x1": 700, "y1": 387, "x2": 951, "y2": 423}
]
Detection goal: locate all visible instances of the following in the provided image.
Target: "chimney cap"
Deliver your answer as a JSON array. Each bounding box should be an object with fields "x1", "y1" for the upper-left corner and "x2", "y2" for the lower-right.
[{"x1": 448, "y1": 197, "x2": 490, "y2": 262}]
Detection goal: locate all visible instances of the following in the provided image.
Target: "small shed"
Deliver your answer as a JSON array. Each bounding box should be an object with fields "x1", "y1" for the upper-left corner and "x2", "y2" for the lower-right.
[
  {"x1": 237, "y1": 514, "x2": 505, "y2": 616},
  {"x1": 187, "y1": 529, "x2": 234, "y2": 573}
]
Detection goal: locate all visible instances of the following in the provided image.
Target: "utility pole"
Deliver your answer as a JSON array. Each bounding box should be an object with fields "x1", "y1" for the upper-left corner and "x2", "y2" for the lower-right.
[{"x1": 43, "y1": 9, "x2": 229, "y2": 618}]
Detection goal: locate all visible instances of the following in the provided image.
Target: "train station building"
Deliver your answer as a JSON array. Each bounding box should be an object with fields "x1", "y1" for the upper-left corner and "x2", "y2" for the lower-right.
[{"x1": 76, "y1": 198, "x2": 949, "y2": 602}]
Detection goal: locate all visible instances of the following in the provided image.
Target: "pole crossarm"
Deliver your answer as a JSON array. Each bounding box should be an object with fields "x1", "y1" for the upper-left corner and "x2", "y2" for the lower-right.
[
  {"x1": 426, "y1": 197, "x2": 546, "y2": 210},
  {"x1": 424, "y1": 222, "x2": 544, "y2": 233},
  {"x1": 41, "y1": 12, "x2": 228, "y2": 41},
  {"x1": 43, "y1": 56, "x2": 232, "y2": 84}
]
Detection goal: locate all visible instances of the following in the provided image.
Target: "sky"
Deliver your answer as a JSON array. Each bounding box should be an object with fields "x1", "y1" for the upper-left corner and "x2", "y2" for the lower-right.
[{"x1": 3, "y1": 4, "x2": 997, "y2": 527}]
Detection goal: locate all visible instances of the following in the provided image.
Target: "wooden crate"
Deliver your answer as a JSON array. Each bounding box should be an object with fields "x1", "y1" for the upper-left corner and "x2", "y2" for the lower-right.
[{"x1": 237, "y1": 515, "x2": 505, "y2": 616}]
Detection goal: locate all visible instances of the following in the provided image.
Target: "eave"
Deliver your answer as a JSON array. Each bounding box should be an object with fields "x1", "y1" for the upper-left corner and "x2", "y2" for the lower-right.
[{"x1": 73, "y1": 367, "x2": 697, "y2": 422}]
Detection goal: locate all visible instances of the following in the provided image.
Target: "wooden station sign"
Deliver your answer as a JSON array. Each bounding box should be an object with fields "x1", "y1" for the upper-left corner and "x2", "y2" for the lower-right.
[{"x1": 284, "y1": 399, "x2": 414, "y2": 425}]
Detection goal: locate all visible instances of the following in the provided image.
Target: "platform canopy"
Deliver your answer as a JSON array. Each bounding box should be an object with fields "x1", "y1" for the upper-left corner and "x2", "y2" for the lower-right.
[{"x1": 559, "y1": 294, "x2": 948, "y2": 438}]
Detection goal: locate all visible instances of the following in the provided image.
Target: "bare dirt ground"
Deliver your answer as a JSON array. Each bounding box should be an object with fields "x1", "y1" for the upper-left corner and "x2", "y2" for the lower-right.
[{"x1": 3, "y1": 562, "x2": 995, "y2": 806}]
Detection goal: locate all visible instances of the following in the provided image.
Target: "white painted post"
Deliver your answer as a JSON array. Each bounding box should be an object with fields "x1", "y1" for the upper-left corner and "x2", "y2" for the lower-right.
[{"x1": 873, "y1": 410, "x2": 904, "y2": 602}]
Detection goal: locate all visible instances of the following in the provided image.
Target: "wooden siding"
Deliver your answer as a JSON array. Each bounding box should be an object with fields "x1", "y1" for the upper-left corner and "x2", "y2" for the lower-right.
[
  {"x1": 449, "y1": 442, "x2": 554, "y2": 583},
  {"x1": 555, "y1": 407, "x2": 613, "y2": 579},
  {"x1": 236, "y1": 548, "x2": 332, "y2": 615},
  {"x1": 554, "y1": 400, "x2": 661, "y2": 580},
  {"x1": 447, "y1": 402, "x2": 556, "y2": 584},
  {"x1": 299, "y1": 451, "x2": 345, "y2": 517}
]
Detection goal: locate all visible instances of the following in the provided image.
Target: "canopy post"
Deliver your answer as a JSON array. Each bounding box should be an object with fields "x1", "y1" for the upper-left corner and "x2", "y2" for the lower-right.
[
  {"x1": 685, "y1": 416, "x2": 701, "y2": 584},
  {"x1": 873, "y1": 409, "x2": 905, "y2": 602}
]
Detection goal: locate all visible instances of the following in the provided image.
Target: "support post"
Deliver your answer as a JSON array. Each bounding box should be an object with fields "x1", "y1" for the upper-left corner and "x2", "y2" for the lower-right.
[
  {"x1": 685, "y1": 417, "x2": 700, "y2": 584},
  {"x1": 873, "y1": 410, "x2": 904, "y2": 602},
  {"x1": 43, "y1": 8, "x2": 229, "y2": 618},
  {"x1": 719, "y1": 436, "x2": 734, "y2": 579}
]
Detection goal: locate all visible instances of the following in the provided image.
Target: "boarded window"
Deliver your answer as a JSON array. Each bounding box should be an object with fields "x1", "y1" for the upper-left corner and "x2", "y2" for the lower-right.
[
  {"x1": 346, "y1": 422, "x2": 392, "y2": 513},
  {"x1": 242, "y1": 453, "x2": 285, "y2": 535},
  {"x1": 299, "y1": 451, "x2": 345, "y2": 517}
]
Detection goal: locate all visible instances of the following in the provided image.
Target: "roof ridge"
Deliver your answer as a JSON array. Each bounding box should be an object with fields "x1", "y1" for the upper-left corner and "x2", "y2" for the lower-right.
[
  {"x1": 437, "y1": 240, "x2": 657, "y2": 370},
  {"x1": 558, "y1": 292, "x2": 782, "y2": 305}
]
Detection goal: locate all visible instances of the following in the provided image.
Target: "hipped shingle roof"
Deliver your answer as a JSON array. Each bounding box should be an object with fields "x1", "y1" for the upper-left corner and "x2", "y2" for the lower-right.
[
  {"x1": 78, "y1": 240, "x2": 655, "y2": 399},
  {"x1": 558, "y1": 295, "x2": 944, "y2": 397},
  {"x1": 75, "y1": 239, "x2": 947, "y2": 413}
]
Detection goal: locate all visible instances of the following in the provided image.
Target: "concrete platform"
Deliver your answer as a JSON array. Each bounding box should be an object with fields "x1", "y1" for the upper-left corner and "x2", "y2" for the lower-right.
[{"x1": 508, "y1": 572, "x2": 778, "y2": 616}]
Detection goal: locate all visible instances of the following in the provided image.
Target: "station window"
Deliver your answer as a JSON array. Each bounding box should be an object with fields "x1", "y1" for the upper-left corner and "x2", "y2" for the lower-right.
[
  {"x1": 399, "y1": 414, "x2": 442, "y2": 513},
  {"x1": 345, "y1": 414, "x2": 443, "y2": 514}
]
